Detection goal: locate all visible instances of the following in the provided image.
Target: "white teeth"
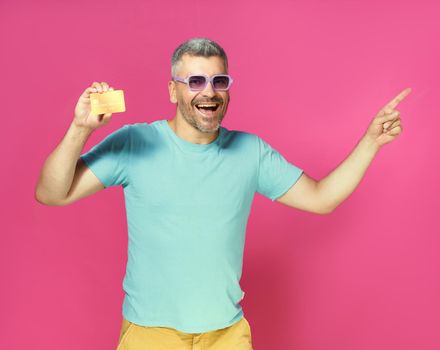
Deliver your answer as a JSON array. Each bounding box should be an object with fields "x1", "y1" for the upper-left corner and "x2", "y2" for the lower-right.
[{"x1": 196, "y1": 104, "x2": 218, "y2": 107}]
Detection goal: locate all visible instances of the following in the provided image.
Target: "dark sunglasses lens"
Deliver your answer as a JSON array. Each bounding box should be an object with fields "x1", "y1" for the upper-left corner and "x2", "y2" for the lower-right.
[
  {"x1": 213, "y1": 76, "x2": 230, "y2": 90},
  {"x1": 188, "y1": 76, "x2": 207, "y2": 90}
]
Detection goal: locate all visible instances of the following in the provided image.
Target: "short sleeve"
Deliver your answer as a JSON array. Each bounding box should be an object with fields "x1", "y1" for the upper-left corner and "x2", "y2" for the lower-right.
[
  {"x1": 80, "y1": 125, "x2": 131, "y2": 188},
  {"x1": 256, "y1": 136, "x2": 304, "y2": 201}
]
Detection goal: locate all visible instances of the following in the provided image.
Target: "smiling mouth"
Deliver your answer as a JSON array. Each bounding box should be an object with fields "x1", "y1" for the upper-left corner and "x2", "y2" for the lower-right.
[{"x1": 194, "y1": 103, "x2": 220, "y2": 117}]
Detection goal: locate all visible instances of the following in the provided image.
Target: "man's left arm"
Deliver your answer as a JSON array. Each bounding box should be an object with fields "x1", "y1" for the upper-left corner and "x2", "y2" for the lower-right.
[{"x1": 277, "y1": 87, "x2": 412, "y2": 214}]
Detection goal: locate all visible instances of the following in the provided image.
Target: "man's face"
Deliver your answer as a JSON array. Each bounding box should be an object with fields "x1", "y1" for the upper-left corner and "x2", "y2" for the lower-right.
[{"x1": 169, "y1": 54, "x2": 230, "y2": 134}]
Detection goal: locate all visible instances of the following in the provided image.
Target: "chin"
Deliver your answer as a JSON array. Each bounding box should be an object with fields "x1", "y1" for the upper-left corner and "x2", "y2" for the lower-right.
[
  {"x1": 196, "y1": 116, "x2": 223, "y2": 133},
  {"x1": 196, "y1": 122, "x2": 220, "y2": 134},
  {"x1": 202, "y1": 127, "x2": 220, "y2": 134}
]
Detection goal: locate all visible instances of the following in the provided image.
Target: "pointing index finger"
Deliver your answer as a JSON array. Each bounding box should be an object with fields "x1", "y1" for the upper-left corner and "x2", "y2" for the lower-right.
[{"x1": 384, "y1": 87, "x2": 412, "y2": 111}]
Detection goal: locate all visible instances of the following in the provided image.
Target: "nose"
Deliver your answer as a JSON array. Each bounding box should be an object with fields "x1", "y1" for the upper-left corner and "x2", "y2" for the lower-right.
[{"x1": 200, "y1": 80, "x2": 216, "y2": 97}]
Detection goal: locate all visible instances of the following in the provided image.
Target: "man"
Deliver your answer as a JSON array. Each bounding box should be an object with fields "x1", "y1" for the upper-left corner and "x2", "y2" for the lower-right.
[{"x1": 35, "y1": 38, "x2": 411, "y2": 350}]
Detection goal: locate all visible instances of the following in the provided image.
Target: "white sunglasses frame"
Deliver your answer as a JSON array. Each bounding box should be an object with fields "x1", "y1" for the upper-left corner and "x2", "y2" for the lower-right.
[{"x1": 172, "y1": 74, "x2": 233, "y2": 91}]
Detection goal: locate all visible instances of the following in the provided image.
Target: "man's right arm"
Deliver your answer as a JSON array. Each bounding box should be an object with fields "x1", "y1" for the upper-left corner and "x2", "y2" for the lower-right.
[
  {"x1": 35, "y1": 82, "x2": 115, "y2": 206},
  {"x1": 35, "y1": 122, "x2": 104, "y2": 206}
]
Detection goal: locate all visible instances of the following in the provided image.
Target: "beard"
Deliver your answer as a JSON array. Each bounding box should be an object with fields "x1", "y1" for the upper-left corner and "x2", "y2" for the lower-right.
[{"x1": 177, "y1": 96, "x2": 229, "y2": 134}]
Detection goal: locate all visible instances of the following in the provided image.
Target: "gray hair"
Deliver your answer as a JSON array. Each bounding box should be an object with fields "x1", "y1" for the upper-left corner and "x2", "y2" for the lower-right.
[{"x1": 171, "y1": 38, "x2": 228, "y2": 77}]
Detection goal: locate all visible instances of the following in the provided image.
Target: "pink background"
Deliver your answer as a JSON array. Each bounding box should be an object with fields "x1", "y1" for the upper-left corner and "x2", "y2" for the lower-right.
[{"x1": 1, "y1": 0, "x2": 439, "y2": 349}]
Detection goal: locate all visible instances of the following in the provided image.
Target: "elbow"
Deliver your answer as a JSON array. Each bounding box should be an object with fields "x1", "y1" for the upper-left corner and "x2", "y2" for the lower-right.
[
  {"x1": 34, "y1": 187, "x2": 47, "y2": 205},
  {"x1": 35, "y1": 186, "x2": 49, "y2": 205},
  {"x1": 322, "y1": 208, "x2": 334, "y2": 215},
  {"x1": 34, "y1": 188, "x2": 67, "y2": 207},
  {"x1": 35, "y1": 197, "x2": 68, "y2": 206},
  {"x1": 316, "y1": 191, "x2": 336, "y2": 215},
  {"x1": 318, "y1": 204, "x2": 335, "y2": 215},
  {"x1": 324, "y1": 207, "x2": 336, "y2": 214}
]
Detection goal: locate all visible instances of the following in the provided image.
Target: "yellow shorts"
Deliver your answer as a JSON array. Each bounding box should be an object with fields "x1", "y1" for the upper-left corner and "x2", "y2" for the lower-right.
[{"x1": 116, "y1": 316, "x2": 253, "y2": 350}]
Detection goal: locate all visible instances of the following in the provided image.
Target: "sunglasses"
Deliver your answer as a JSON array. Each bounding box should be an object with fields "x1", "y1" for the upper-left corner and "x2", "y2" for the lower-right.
[{"x1": 172, "y1": 74, "x2": 233, "y2": 91}]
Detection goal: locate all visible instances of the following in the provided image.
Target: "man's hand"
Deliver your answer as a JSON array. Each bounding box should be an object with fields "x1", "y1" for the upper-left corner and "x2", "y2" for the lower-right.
[
  {"x1": 364, "y1": 87, "x2": 412, "y2": 148},
  {"x1": 73, "y1": 81, "x2": 115, "y2": 131}
]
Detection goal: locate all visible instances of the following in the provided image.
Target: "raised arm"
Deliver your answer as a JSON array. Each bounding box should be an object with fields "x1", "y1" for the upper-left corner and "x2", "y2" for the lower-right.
[
  {"x1": 35, "y1": 82, "x2": 115, "y2": 206},
  {"x1": 276, "y1": 87, "x2": 412, "y2": 214}
]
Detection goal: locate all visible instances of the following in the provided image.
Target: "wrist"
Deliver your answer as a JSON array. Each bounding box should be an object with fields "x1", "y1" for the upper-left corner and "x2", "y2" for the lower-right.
[
  {"x1": 360, "y1": 134, "x2": 381, "y2": 154},
  {"x1": 70, "y1": 121, "x2": 94, "y2": 135},
  {"x1": 69, "y1": 121, "x2": 94, "y2": 140}
]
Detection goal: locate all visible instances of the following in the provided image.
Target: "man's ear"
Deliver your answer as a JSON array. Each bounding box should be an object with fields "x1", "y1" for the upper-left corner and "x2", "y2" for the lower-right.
[{"x1": 168, "y1": 80, "x2": 177, "y2": 104}]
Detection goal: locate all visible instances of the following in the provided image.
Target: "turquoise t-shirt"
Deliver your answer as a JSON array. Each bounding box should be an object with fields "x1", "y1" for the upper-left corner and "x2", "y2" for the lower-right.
[{"x1": 80, "y1": 119, "x2": 303, "y2": 333}]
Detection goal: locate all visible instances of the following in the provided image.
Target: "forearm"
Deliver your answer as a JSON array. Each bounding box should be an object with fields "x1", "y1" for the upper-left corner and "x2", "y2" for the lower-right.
[
  {"x1": 317, "y1": 134, "x2": 381, "y2": 212},
  {"x1": 35, "y1": 122, "x2": 93, "y2": 203}
]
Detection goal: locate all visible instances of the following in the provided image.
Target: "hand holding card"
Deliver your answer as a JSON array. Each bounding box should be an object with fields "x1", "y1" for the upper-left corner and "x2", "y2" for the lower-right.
[
  {"x1": 90, "y1": 89, "x2": 126, "y2": 115},
  {"x1": 73, "y1": 82, "x2": 125, "y2": 131}
]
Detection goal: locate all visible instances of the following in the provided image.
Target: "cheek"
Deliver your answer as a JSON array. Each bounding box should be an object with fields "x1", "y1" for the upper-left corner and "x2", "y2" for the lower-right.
[{"x1": 176, "y1": 94, "x2": 194, "y2": 109}]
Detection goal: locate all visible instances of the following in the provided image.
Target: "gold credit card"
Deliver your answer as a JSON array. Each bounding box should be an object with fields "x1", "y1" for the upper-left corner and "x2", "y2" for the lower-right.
[{"x1": 90, "y1": 89, "x2": 126, "y2": 115}]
